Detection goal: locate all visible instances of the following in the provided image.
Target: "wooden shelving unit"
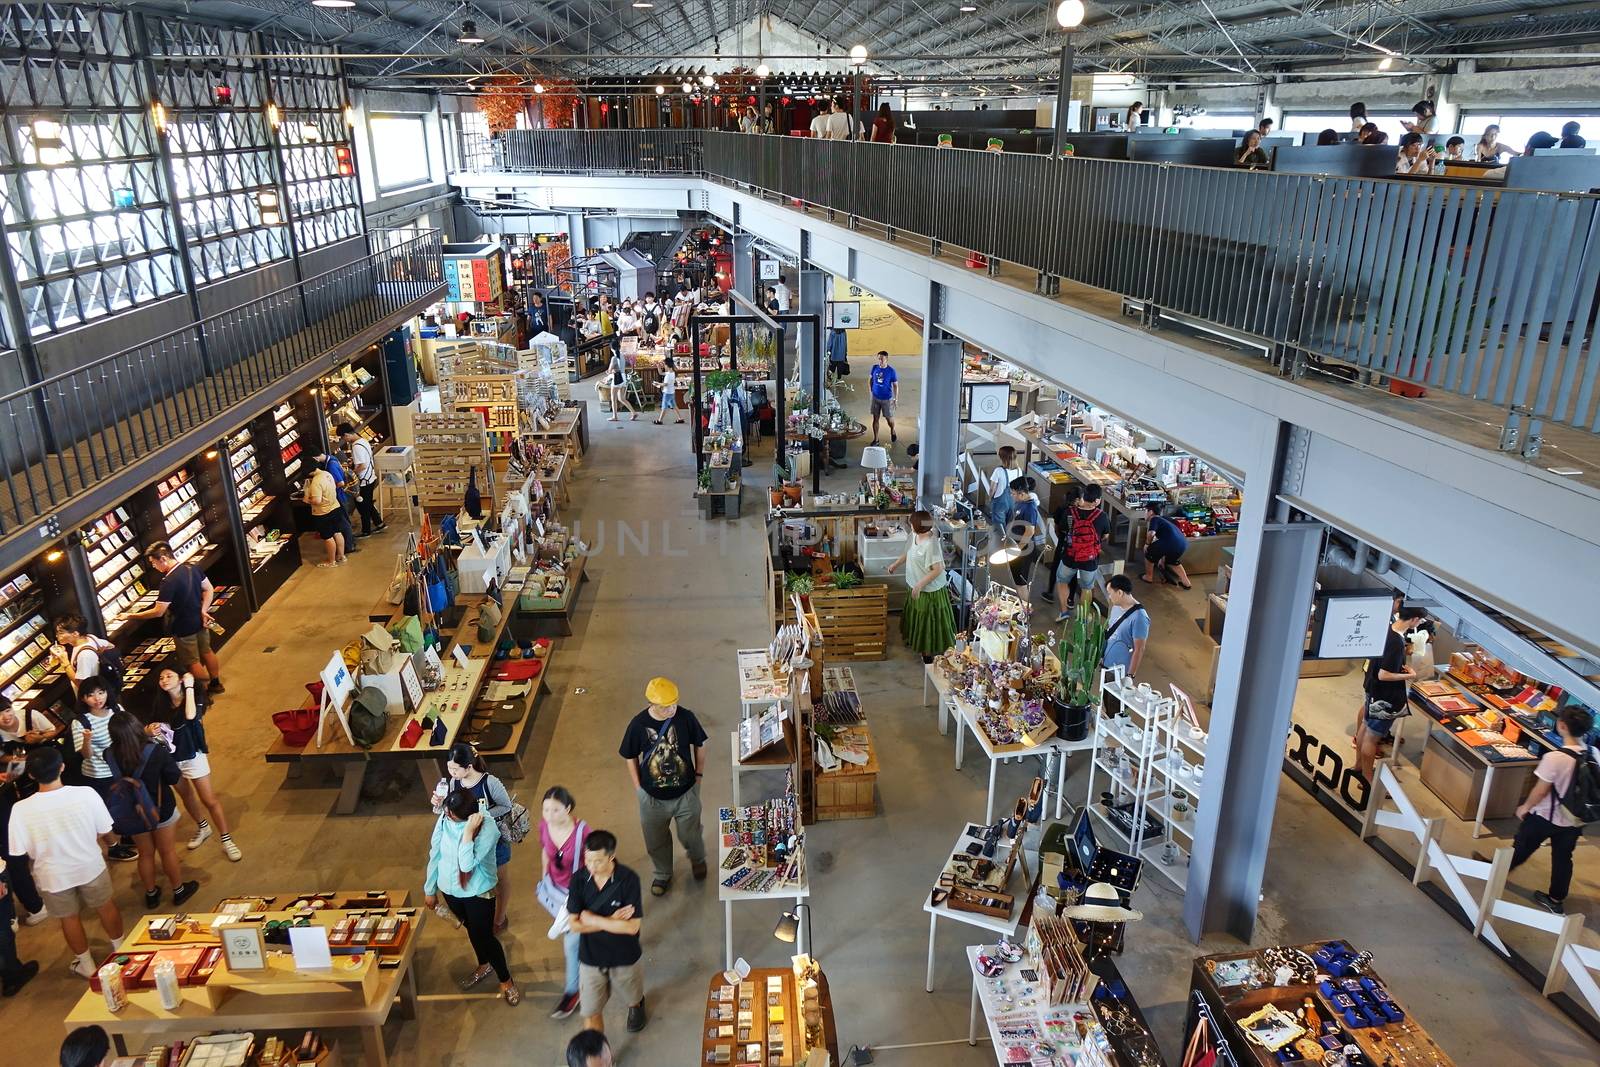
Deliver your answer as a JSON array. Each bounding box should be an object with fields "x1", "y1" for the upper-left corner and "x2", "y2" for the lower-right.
[
  {"x1": 452, "y1": 374, "x2": 519, "y2": 457},
  {"x1": 413, "y1": 412, "x2": 494, "y2": 513}
]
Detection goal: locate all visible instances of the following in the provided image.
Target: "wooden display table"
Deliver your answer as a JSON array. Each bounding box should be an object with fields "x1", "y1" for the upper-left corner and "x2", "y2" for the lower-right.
[
  {"x1": 514, "y1": 554, "x2": 588, "y2": 637},
  {"x1": 64, "y1": 891, "x2": 422, "y2": 1067},
  {"x1": 526, "y1": 405, "x2": 587, "y2": 462},
  {"x1": 699, "y1": 966, "x2": 840, "y2": 1067},
  {"x1": 264, "y1": 591, "x2": 522, "y2": 813},
  {"x1": 814, "y1": 724, "x2": 879, "y2": 820}
]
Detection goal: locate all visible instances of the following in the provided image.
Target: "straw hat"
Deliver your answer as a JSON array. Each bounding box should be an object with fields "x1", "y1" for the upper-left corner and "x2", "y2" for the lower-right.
[
  {"x1": 645, "y1": 677, "x2": 680, "y2": 706},
  {"x1": 1061, "y1": 882, "x2": 1143, "y2": 923}
]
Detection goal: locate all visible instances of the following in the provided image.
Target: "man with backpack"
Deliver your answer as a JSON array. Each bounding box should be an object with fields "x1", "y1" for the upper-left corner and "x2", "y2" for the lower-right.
[
  {"x1": 1057, "y1": 483, "x2": 1110, "y2": 619},
  {"x1": 7, "y1": 747, "x2": 125, "y2": 978},
  {"x1": 1510, "y1": 706, "x2": 1599, "y2": 914},
  {"x1": 54, "y1": 614, "x2": 123, "y2": 701}
]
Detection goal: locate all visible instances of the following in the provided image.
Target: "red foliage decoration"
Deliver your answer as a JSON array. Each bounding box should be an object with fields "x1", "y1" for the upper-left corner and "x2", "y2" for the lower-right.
[
  {"x1": 533, "y1": 75, "x2": 579, "y2": 129},
  {"x1": 476, "y1": 75, "x2": 527, "y2": 134}
]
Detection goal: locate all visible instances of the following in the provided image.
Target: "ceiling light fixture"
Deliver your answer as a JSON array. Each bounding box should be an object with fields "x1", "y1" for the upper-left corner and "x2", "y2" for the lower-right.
[
  {"x1": 1378, "y1": 56, "x2": 1394, "y2": 70},
  {"x1": 755, "y1": 63, "x2": 770, "y2": 79},
  {"x1": 632, "y1": 0, "x2": 654, "y2": 6},
  {"x1": 458, "y1": 20, "x2": 484, "y2": 44},
  {"x1": 655, "y1": 84, "x2": 665, "y2": 95},
  {"x1": 534, "y1": 82, "x2": 546, "y2": 93},
  {"x1": 849, "y1": 45, "x2": 868, "y2": 66},
  {"x1": 701, "y1": 74, "x2": 715, "y2": 86},
  {"x1": 960, "y1": 3, "x2": 977, "y2": 10},
  {"x1": 1055, "y1": 0, "x2": 1085, "y2": 29}
]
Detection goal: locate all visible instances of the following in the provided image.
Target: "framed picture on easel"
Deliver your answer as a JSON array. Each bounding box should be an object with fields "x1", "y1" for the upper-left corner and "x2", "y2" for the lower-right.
[{"x1": 317, "y1": 651, "x2": 359, "y2": 747}]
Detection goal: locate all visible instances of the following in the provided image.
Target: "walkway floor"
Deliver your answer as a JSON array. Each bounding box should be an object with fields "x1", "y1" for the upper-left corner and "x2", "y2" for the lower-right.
[{"x1": 5, "y1": 366, "x2": 1596, "y2": 1064}]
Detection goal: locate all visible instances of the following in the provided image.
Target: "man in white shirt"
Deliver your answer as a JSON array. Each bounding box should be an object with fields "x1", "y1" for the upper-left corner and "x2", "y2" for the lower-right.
[
  {"x1": 8, "y1": 747, "x2": 124, "y2": 977},
  {"x1": 809, "y1": 103, "x2": 830, "y2": 139},
  {"x1": 772, "y1": 276, "x2": 791, "y2": 313},
  {"x1": 825, "y1": 99, "x2": 860, "y2": 141},
  {"x1": 337, "y1": 423, "x2": 387, "y2": 537}
]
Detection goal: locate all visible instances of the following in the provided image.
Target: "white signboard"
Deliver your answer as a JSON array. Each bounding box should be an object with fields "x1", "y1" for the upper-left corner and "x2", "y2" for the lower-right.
[
  {"x1": 759, "y1": 259, "x2": 781, "y2": 280},
  {"x1": 1310, "y1": 591, "x2": 1394, "y2": 659},
  {"x1": 828, "y1": 301, "x2": 861, "y2": 329}
]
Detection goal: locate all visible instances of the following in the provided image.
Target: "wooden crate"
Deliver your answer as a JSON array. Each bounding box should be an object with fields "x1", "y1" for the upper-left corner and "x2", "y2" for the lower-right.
[
  {"x1": 814, "y1": 727, "x2": 880, "y2": 820},
  {"x1": 807, "y1": 586, "x2": 889, "y2": 661}
]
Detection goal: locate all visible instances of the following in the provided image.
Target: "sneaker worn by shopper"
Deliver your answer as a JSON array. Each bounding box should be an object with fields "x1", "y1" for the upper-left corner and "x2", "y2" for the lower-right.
[
  {"x1": 1, "y1": 959, "x2": 39, "y2": 997},
  {"x1": 221, "y1": 836, "x2": 242, "y2": 862},
  {"x1": 69, "y1": 954, "x2": 97, "y2": 979},
  {"x1": 172, "y1": 880, "x2": 200, "y2": 907},
  {"x1": 207, "y1": 679, "x2": 225, "y2": 695},
  {"x1": 21, "y1": 906, "x2": 48, "y2": 927},
  {"x1": 144, "y1": 887, "x2": 162, "y2": 909},
  {"x1": 551, "y1": 991, "x2": 580, "y2": 1019},
  {"x1": 108, "y1": 842, "x2": 138, "y2": 862},
  {"x1": 1534, "y1": 891, "x2": 1565, "y2": 914},
  {"x1": 692, "y1": 859, "x2": 708, "y2": 880},
  {"x1": 187, "y1": 823, "x2": 213, "y2": 850},
  {"x1": 627, "y1": 1000, "x2": 648, "y2": 1032}
]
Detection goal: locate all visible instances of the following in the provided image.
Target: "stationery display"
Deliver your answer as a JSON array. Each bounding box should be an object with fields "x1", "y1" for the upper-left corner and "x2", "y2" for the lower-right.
[
  {"x1": 1191, "y1": 941, "x2": 1458, "y2": 1067},
  {"x1": 739, "y1": 705, "x2": 787, "y2": 760},
  {"x1": 700, "y1": 959, "x2": 836, "y2": 1067},
  {"x1": 718, "y1": 777, "x2": 805, "y2": 892},
  {"x1": 157, "y1": 468, "x2": 212, "y2": 566},
  {"x1": 274, "y1": 401, "x2": 303, "y2": 481},
  {"x1": 739, "y1": 647, "x2": 795, "y2": 704},
  {"x1": 86, "y1": 504, "x2": 151, "y2": 634}
]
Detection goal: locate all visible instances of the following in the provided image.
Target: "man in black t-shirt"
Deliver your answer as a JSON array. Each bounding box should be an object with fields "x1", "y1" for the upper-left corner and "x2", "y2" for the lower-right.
[
  {"x1": 1355, "y1": 606, "x2": 1424, "y2": 780},
  {"x1": 567, "y1": 829, "x2": 646, "y2": 1034},
  {"x1": 618, "y1": 677, "x2": 708, "y2": 896}
]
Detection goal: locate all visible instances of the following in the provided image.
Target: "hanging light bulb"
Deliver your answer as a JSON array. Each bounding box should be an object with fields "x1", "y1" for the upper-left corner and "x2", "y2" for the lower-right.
[
  {"x1": 150, "y1": 100, "x2": 168, "y2": 134},
  {"x1": 655, "y1": 84, "x2": 666, "y2": 95},
  {"x1": 534, "y1": 82, "x2": 546, "y2": 94},
  {"x1": 1055, "y1": 0, "x2": 1085, "y2": 29},
  {"x1": 457, "y1": 20, "x2": 485, "y2": 44},
  {"x1": 849, "y1": 45, "x2": 868, "y2": 66},
  {"x1": 701, "y1": 73, "x2": 715, "y2": 87},
  {"x1": 755, "y1": 63, "x2": 770, "y2": 79}
]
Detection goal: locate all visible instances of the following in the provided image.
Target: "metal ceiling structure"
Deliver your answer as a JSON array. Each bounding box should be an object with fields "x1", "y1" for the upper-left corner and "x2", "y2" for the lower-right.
[{"x1": 125, "y1": 0, "x2": 1600, "y2": 87}]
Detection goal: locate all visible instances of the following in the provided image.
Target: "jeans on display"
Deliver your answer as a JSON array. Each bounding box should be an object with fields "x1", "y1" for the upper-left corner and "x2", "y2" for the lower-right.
[
  {"x1": 636, "y1": 783, "x2": 707, "y2": 883},
  {"x1": 3, "y1": 856, "x2": 41, "y2": 916},
  {"x1": 355, "y1": 481, "x2": 383, "y2": 534},
  {"x1": 1510, "y1": 812, "x2": 1582, "y2": 901},
  {"x1": 443, "y1": 892, "x2": 510, "y2": 982},
  {"x1": 535, "y1": 874, "x2": 581, "y2": 994}
]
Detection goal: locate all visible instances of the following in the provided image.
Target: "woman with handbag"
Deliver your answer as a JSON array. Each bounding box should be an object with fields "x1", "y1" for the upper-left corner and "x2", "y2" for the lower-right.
[
  {"x1": 424, "y1": 788, "x2": 519, "y2": 1006},
  {"x1": 536, "y1": 786, "x2": 588, "y2": 1019},
  {"x1": 143, "y1": 668, "x2": 240, "y2": 862},
  {"x1": 433, "y1": 744, "x2": 517, "y2": 932}
]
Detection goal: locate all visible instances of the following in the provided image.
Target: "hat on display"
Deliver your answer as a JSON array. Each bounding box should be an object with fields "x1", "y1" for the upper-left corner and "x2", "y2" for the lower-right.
[
  {"x1": 645, "y1": 677, "x2": 680, "y2": 706},
  {"x1": 1061, "y1": 882, "x2": 1143, "y2": 923}
]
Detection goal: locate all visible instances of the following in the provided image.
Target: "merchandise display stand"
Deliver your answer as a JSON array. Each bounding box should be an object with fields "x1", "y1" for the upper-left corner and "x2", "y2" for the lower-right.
[
  {"x1": 699, "y1": 964, "x2": 840, "y2": 1067},
  {"x1": 813, "y1": 666, "x2": 879, "y2": 821},
  {"x1": 923, "y1": 825, "x2": 1032, "y2": 992},
  {"x1": 62, "y1": 890, "x2": 423, "y2": 1067},
  {"x1": 717, "y1": 848, "x2": 810, "y2": 969},
  {"x1": 525, "y1": 405, "x2": 586, "y2": 461},
  {"x1": 948, "y1": 693, "x2": 1083, "y2": 824},
  {"x1": 412, "y1": 412, "x2": 495, "y2": 515},
  {"x1": 1409, "y1": 675, "x2": 1544, "y2": 837}
]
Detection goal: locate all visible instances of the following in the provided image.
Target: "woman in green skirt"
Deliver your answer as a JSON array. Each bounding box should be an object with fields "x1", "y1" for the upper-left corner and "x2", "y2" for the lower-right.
[{"x1": 889, "y1": 510, "x2": 957, "y2": 663}]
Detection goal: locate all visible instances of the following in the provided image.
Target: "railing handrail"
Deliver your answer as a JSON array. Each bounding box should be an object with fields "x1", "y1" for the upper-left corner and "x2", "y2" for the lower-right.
[{"x1": 0, "y1": 228, "x2": 442, "y2": 406}]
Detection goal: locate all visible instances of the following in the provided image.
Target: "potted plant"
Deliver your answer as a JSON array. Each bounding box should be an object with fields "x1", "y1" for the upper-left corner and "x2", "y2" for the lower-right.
[{"x1": 1053, "y1": 601, "x2": 1106, "y2": 742}]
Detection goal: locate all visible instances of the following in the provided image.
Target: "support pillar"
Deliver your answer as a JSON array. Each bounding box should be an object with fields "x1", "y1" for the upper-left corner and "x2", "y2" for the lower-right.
[
  {"x1": 1183, "y1": 423, "x2": 1324, "y2": 942},
  {"x1": 797, "y1": 268, "x2": 827, "y2": 395},
  {"x1": 919, "y1": 290, "x2": 962, "y2": 505},
  {"x1": 565, "y1": 212, "x2": 588, "y2": 260},
  {"x1": 733, "y1": 234, "x2": 755, "y2": 299}
]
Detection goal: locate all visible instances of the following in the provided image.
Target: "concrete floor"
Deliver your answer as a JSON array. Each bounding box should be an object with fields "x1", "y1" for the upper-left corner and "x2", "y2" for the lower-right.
[{"x1": 6, "y1": 364, "x2": 1596, "y2": 1064}]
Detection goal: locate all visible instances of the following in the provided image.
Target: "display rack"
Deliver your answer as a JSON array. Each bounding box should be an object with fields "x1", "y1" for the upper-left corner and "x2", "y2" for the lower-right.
[
  {"x1": 275, "y1": 401, "x2": 305, "y2": 483},
  {"x1": 0, "y1": 568, "x2": 64, "y2": 706},
  {"x1": 452, "y1": 374, "x2": 519, "y2": 457},
  {"x1": 1085, "y1": 671, "x2": 1206, "y2": 888},
  {"x1": 85, "y1": 504, "x2": 149, "y2": 638},
  {"x1": 321, "y1": 346, "x2": 390, "y2": 448},
  {"x1": 412, "y1": 412, "x2": 494, "y2": 513},
  {"x1": 156, "y1": 469, "x2": 213, "y2": 567},
  {"x1": 228, "y1": 416, "x2": 301, "y2": 606}
]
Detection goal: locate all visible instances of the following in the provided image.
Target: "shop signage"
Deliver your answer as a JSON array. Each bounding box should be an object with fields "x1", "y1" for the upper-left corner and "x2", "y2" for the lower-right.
[
  {"x1": 1308, "y1": 590, "x2": 1393, "y2": 659},
  {"x1": 828, "y1": 301, "x2": 860, "y2": 329},
  {"x1": 759, "y1": 259, "x2": 780, "y2": 280},
  {"x1": 1285, "y1": 718, "x2": 1368, "y2": 812}
]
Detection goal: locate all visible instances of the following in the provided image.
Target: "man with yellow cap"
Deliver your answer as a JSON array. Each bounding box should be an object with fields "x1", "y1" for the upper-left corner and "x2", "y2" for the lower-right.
[{"x1": 618, "y1": 678, "x2": 708, "y2": 896}]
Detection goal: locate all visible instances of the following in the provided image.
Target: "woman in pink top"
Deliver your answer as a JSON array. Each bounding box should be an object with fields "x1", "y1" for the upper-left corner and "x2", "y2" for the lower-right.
[{"x1": 536, "y1": 786, "x2": 588, "y2": 1019}]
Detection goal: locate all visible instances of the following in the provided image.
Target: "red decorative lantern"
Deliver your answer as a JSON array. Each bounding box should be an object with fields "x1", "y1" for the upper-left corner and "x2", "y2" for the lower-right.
[
  {"x1": 781, "y1": 96, "x2": 790, "y2": 106},
  {"x1": 712, "y1": 95, "x2": 722, "y2": 106},
  {"x1": 747, "y1": 95, "x2": 756, "y2": 105},
  {"x1": 600, "y1": 101, "x2": 609, "y2": 113}
]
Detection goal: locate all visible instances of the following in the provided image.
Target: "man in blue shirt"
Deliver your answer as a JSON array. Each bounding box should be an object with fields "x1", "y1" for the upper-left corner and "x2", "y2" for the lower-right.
[
  {"x1": 867, "y1": 351, "x2": 899, "y2": 446},
  {"x1": 1101, "y1": 575, "x2": 1150, "y2": 679},
  {"x1": 1141, "y1": 503, "x2": 1191, "y2": 589},
  {"x1": 316, "y1": 452, "x2": 361, "y2": 553}
]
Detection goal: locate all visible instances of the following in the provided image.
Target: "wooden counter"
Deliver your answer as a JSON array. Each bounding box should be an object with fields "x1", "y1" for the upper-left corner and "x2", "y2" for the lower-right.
[
  {"x1": 814, "y1": 723, "x2": 879, "y2": 820},
  {"x1": 513, "y1": 554, "x2": 588, "y2": 637},
  {"x1": 699, "y1": 966, "x2": 839, "y2": 1067}
]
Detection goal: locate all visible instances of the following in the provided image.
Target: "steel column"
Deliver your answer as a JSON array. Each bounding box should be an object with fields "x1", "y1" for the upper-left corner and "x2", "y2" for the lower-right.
[
  {"x1": 1054, "y1": 36, "x2": 1075, "y2": 153},
  {"x1": 797, "y1": 267, "x2": 827, "y2": 395},
  {"x1": 1184, "y1": 423, "x2": 1325, "y2": 942},
  {"x1": 919, "y1": 311, "x2": 963, "y2": 504}
]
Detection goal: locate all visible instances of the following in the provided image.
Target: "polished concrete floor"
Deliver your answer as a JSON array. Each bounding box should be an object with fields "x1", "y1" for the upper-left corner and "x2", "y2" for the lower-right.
[{"x1": 6, "y1": 360, "x2": 1597, "y2": 1064}]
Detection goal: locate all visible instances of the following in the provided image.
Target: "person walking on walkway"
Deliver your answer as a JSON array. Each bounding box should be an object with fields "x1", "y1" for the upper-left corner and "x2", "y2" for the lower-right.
[
  {"x1": 537, "y1": 785, "x2": 587, "y2": 1020},
  {"x1": 129, "y1": 542, "x2": 224, "y2": 694},
  {"x1": 1058, "y1": 484, "x2": 1109, "y2": 616},
  {"x1": 1509, "y1": 706, "x2": 1599, "y2": 914},
  {"x1": 868, "y1": 351, "x2": 899, "y2": 446},
  {"x1": 144, "y1": 668, "x2": 240, "y2": 861},
  {"x1": 424, "y1": 787, "x2": 520, "y2": 1005},
  {"x1": 105, "y1": 710, "x2": 198, "y2": 910},
  {"x1": 432, "y1": 744, "x2": 515, "y2": 931},
  {"x1": 619, "y1": 677, "x2": 707, "y2": 897},
  {"x1": 605, "y1": 350, "x2": 637, "y2": 423},
  {"x1": 888, "y1": 510, "x2": 956, "y2": 663},
  {"x1": 338, "y1": 423, "x2": 387, "y2": 537},
  {"x1": 1101, "y1": 576, "x2": 1150, "y2": 681},
  {"x1": 7, "y1": 747, "x2": 124, "y2": 978},
  {"x1": 567, "y1": 828, "x2": 646, "y2": 1034}
]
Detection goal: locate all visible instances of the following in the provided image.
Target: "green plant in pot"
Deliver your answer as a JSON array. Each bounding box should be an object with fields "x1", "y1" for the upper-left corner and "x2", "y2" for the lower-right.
[{"x1": 1054, "y1": 600, "x2": 1106, "y2": 742}]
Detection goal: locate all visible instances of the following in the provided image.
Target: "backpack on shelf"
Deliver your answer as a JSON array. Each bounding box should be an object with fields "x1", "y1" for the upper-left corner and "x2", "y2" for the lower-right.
[
  {"x1": 1557, "y1": 747, "x2": 1600, "y2": 825},
  {"x1": 349, "y1": 686, "x2": 390, "y2": 749}
]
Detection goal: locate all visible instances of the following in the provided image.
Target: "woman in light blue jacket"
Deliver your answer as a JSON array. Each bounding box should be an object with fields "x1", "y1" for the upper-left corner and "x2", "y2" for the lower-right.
[{"x1": 424, "y1": 789, "x2": 520, "y2": 1005}]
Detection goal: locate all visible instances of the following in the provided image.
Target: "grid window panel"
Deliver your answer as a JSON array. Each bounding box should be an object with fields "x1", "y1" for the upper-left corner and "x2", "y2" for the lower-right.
[
  {"x1": 265, "y1": 44, "x2": 361, "y2": 252},
  {"x1": 151, "y1": 22, "x2": 289, "y2": 284},
  {"x1": 0, "y1": 4, "x2": 183, "y2": 336}
]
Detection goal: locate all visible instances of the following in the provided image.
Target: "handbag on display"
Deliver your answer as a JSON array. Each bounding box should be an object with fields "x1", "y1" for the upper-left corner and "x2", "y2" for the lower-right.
[
  {"x1": 426, "y1": 557, "x2": 449, "y2": 614},
  {"x1": 390, "y1": 615, "x2": 424, "y2": 653},
  {"x1": 476, "y1": 599, "x2": 502, "y2": 645},
  {"x1": 464, "y1": 466, "x2": 483, "y2": 519}
]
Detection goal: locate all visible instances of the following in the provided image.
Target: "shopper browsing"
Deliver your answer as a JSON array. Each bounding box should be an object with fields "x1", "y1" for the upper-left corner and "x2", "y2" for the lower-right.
[
  {"x1": 1059, "y1": 484, "x2": 1110, "y2": 615},
  {"x1": 7, "y1": 747, "x2": 125, "y2": 978},
  {"x1": 619, "y1": 677, "x2": 708, "y2": 897},
  {"x1": 537, "y1": 785, "x2": 588, "y2": 1019},
  {"x1": 0, "y1": 697, "x2": 60, "y2": 746},
  {"x1": 128, "y1": 542, "x2": 225, "y2": 694},
  {"x1": 423, "y1": 788, "x2": 519, "y2": 1006},
  {"x1": 70, "y1": 676, "x2": 137, "y2": 862},
  {"x1": 303, "y1": 457, "x2": 346, "y2": 568},
  {"x1": 433, "y1": 744, "x2": 516, "y2": 932},
  {"x1": 1508, "y1": 706, "x2": 1600, "y2": 914},
  {"x1": 0, "y1": 860, "x2": 40, "y2": 995},
  {"x1": 1141, "y1": 504, "x2": 1192, "y2": 589},
  {"x1": 868, "y1": 351, "x2": 899, "y2": 446},
  {"x1": 1, "y1": 742, "x2": 49, "y2": 930},
  {"x1": 1101, "y1": 576, "x2": 1150, "y2": 680},
  {"x1": 567, "y1": 828, "x2": 647, "y2": 1034},
  {"x1": 1002, "y1": 478, "x2": 1045, "y2": 595},
  {"x1": 566, "y1": 1030, "x2": 614, "y2": 1067},
  {"x1": 105, "y1": 710, "x2": 198, "y2": 910},
  {"x1": 316, "y1": 452, "x2": 361, "y2": 554},
  {"x1": 1354, "y1": 607, "x2": 1424, "y2": 781},
  {"x1": 986, "y1": 446, "x2": 1023, "y2": 534},
  {"x1": 337, "y1": 423, "x2": 387, "y2": 537},
  {"x1": 1048, "y1": 484, "x2": 1083, "y2": 616},
  {"x1": 772, "y1": 275, "x2": 791, "y2": 312},
  {"x1": 887, "y1": 510, "x2": 957, "y2": 664},
  {"x1": 605, "y1": 351, "x2": 637, "y2": 423},
  {"x1": 53, "y1": 614, "x2": 121, "y2": 702},
  {"x1": 144, "y1": 668, "x2": 240, "y2": 861}
]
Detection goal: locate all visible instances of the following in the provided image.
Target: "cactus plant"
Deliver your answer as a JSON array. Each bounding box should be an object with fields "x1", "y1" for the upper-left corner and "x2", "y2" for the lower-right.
[{"x1": 1056, "y1": 601, "x2": 1107, "y2": 708}]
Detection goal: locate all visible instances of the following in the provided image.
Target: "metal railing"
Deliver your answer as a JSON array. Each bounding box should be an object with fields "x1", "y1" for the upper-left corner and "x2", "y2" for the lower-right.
[
  {"x1": 0, "y1": 228, "x2": 444, "y2": 535},
  {"x1": 483, "y1": 129, "x2": 1600, "y2": 436}
]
